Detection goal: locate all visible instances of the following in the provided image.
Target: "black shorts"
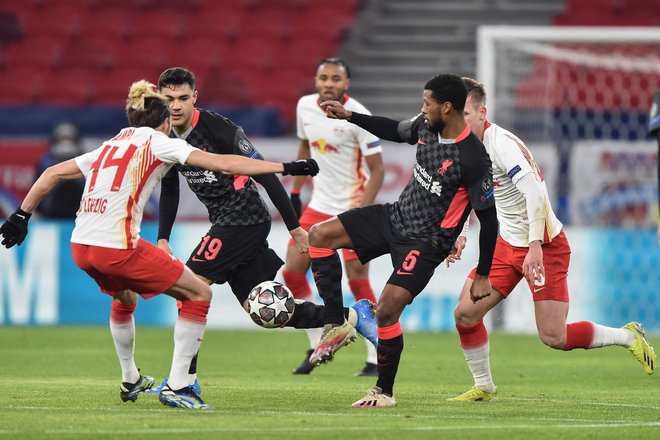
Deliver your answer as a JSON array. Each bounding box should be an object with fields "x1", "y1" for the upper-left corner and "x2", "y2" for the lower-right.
[
  {"x1": 337, "y1": 204, "x2": 448, "y2": 299},
  {"x1": 185, "y1": 221, "x2": 284, "y2": 304}
]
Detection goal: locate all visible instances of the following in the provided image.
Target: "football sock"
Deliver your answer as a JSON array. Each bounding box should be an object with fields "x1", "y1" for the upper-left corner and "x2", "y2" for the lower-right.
[
  {"x1": 282, "y1": 270, "x2": 312, "y2": 299},
  {"x1": 285, "y1": 301, "x2": 352, "y2": 328},
  {"x1": 168, "y1": 300, "x2": 209, "y2": 390},
  {"x1": 311, "y1": 253, "x2": 344, "y2": 325},
  {"x1": 456, "y1": 321, "x2": 495, "y2": 391},
  {"x1": 376, "y1": 322, "x2": 404, "y2": 396},
  {"x1": 564, "y1": 321, "x2": 595, "y2": 350},
  {"x1": 589, "y1": 322, "x2": 634, "y2": 348},
  {"x1": 366, "y1": 340, "x2": 377, "y2": 364},
  {"x1": 109, "y1": 301, "x2": 139, "y2": 384},
  {"x1": 348, "y1": 278, "x2": 378, "y2": 305}
]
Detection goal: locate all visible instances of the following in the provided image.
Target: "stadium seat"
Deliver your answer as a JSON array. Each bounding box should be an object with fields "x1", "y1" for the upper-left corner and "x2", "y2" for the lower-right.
[
  {"x1": 58, "y1": 37, "x2": 117, "y2": 71},
  {"x1": 77, "y1": 7, "x2": 133, "y2": 40},
  {"x1": 0, "y1": 67, "x2": 44, "y2": 104},
  {"x1": 43, "y1": 68, "x2": 94, "y2": 105},
  {"x1": 6, "y1": 37, "x2": 63, "y2": 70}
]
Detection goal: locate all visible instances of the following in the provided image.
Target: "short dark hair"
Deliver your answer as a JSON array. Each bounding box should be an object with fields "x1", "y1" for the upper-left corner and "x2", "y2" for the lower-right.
[
  {"x1": 424, "y1": 73, "x2": 468, "y2": 112},
  {"x1": 158, "y1": 67, "x2": 196, "y2": 91},
  {"x1": 316, "y1": 57, "x2": 351, "y2": 78},
  {"x1": 462, "y1": 77, "x2": 487, "y2": 106}
]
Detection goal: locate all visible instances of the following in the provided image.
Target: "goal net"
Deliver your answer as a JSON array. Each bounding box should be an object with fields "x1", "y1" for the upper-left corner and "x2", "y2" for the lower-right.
[{"x1": 477, "y1": 26, "x2": 660, "y2": 227}]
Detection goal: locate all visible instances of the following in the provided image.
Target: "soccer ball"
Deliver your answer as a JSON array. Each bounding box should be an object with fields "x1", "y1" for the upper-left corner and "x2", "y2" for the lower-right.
[{"x1": 246, "y1": 281, "x2": 295, "y2": 328}]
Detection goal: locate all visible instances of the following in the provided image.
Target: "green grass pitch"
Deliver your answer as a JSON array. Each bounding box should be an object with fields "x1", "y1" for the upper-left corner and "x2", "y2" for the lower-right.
[{"x1": 0, "y1": 327, "x2": 657, "y2": 439}]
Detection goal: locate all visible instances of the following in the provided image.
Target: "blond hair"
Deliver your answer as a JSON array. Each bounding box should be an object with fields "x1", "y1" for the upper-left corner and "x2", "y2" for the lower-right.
[
  {"x1": 462, "y1": 77, "x2": 487, "y2": 107},
  {"x1": 125, "y1": 80, "x2": 170, "y2": 128}
]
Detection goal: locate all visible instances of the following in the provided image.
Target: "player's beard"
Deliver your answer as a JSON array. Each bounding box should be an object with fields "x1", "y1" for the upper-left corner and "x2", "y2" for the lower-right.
[{"x1": 427, "y1": 117, "x2": 445, "y2": 134}]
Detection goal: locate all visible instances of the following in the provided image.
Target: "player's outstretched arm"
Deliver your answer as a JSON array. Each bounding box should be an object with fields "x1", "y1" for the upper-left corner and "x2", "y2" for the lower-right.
[
  {"x1": 185, "y1": 151, "x2": 319, "y2": 176},
  {"x1": 320, "y1": 100, "x2": 404, "y2": 142},
  {"x1": 1, "y1": 159, "x2": 83, "y2": 248},
  {"x1": 471, "y1": 205, "x2": 498, "y2": 303}
]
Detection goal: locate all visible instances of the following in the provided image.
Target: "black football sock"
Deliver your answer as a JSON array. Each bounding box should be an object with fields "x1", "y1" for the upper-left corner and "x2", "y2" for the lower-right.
[
  {"x1": 311, "y1": 253, "x2": 344, "y2": 325},
  {"x1": 376, "y1": 334, "x2": 404, "y2": 396},
  {"x1": 285, "y1": 301, "x2": 351, "y2": 328}
]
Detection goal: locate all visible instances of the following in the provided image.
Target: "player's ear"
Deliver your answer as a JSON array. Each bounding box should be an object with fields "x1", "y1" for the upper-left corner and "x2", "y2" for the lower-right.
[
  {"x1": 481, "y1": 105, "x2": 487, "y2": 121},
  {"x1": 192, "y1": 90, "x2": 198, "y2": 105}
]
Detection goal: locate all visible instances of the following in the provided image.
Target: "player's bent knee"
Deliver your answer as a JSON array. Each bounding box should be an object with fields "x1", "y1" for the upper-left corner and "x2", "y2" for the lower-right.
[
  {"x1": 453, "y1": 304, "x2": 483, "y2": 326},
  {"x1": 308, "y1": 224, "x2": 327, "y2": 248}
]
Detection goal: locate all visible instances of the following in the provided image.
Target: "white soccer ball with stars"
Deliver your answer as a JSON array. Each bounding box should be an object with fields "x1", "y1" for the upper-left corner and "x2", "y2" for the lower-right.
[{"x1": 246, "y1": 281, "x2": 296, "y2": 328}]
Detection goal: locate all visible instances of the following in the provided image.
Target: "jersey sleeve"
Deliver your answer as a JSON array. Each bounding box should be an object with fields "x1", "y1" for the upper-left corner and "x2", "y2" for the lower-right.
[
  {"x1": 232, "y1": 128, "x2": 264, "y2": 159},
  {"x1": 491, "y1": 132, "x2": 534, "y2": 185},
  {"x1": 74, "y1": 149, "x2": 99, "y2": 176},
  {"x1": 396, "y1": 113, "x2": 424, "y2": 145},
  {"x1": 463, "y1": 141, "x2": 495, "y2": 212},
  {"x1": 151, "y1": 136, "x2": 197, "y2": 164}
]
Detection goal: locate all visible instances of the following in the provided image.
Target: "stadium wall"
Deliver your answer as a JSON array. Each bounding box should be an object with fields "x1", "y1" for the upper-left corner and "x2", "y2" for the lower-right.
[{"x1": 1, "y1": 221, "x2": 658, "y2": 334}]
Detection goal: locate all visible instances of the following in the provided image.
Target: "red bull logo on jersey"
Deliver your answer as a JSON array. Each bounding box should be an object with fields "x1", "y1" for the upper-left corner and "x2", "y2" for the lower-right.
[{"x1": 310, "y1": 139, "x2": 339, "y2": 155}]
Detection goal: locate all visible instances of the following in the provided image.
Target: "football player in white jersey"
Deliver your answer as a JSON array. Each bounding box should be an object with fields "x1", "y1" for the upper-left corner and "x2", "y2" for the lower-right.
[
  {"x1": 0, "y1": 80, "x2": 318, "y2": 410},
  {"x1": 284, "y1": 58, "x2": 385, "y2": 376},
  {"x1": 446, "y1": 78, "x2": 656, "y2": 402}
]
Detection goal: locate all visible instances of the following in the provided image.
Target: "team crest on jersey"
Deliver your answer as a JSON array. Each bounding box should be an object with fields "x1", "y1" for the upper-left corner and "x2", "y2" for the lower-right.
[
  {"x1": 238, "y1": 139, "x2": 253, "y2": 155},
  {"x1": 310, "y1": 139, "x2": 338, "y2": 154},
  {"x1": 438, "y1": 159, "x2": 454, "y2": 176}
]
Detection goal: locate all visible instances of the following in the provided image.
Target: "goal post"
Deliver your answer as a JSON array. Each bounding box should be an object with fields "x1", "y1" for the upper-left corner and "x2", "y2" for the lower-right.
[{"x1": 477, "y1": 26, "x2": 660, "y2": 142}]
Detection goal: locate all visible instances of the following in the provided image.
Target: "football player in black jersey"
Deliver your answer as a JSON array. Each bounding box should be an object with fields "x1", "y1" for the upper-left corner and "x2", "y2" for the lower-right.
[
  {"x1": 310, "y1": 73, "x2": 500, "y2": 406},
  {"x1": 148, "y1": 67, "x2": 377, "y2": 395}
]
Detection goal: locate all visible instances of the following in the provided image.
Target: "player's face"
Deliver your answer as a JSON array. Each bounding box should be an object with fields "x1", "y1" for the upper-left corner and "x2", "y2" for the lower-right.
[
  {"x1": 315, "y1": 63, "x2": 350, "y2": 102},
  {"x1": 422, "y1": 89, "x2": 449, "y2": 133},
  {"x1": 160, "y1": 84, "x2": 198, "y2": 132},
  {"x1": 464, "y1": 95, "x2": 487, "y2": 138}
]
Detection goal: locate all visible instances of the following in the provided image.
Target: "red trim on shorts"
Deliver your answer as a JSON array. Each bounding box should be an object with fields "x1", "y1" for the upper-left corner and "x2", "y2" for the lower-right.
[
  {"x1": 110, "y1": 302, "x2": 136, "y2": 324},
  {"x1": 564, "y1": 321, "x2": 594, "y2": 350},
  {"x1": 456, "y1": 321, "x2": 488, "y2": 349},
  {"x1": 378, "y1": 321, "x2": 402, "y2": 340},
  {"x1": 440, "y1": 186, "x2": 469, "y2": 228},
  {"x1": 309, "y1": 247, "x2": 336, "y2": 258},
  {"x1": 455, "y1": 123, "x2": 471, "y2": 142}
]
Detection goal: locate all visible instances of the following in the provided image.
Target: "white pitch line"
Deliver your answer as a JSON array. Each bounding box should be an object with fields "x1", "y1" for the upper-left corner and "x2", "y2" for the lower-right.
[
  {"x1": 43, "y1": 422, "x2": 660, "y2": 435},
  {"x1": 506, "y1": 397, "x2": 660, "y2": 411}
]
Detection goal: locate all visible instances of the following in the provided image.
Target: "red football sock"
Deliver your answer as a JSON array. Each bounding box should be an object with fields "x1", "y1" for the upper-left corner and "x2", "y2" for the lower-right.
[
  {"x1": 348, "y1": 278, "x2": 377, "y2": 305},
  {"x1": 179, "y1": 300, "x2": 210, "y2": 324},
  {"x1": 110, "y1": 301, "x2": 136, "y2": 324},
  {"x1": 456, "y1": 321, "x2": 488, "y2": 349},
  {"x1": 564, "y1": 321, "x2": 594, "y2": 350},
  {"x1": 282, "y1": 271, "x2": 312, "y2": 300}
]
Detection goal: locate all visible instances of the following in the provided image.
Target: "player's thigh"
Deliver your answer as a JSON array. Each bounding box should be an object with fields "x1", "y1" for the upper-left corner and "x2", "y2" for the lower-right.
[
  {"x1": 284, "y1": 243, "x2": 311, "y2": 272},
  {"x1": 165, "y1": 265, "x2": 212, "y2": 302},
  {"x1": 468, "y1": 236, "x2": 524, "y2": 298},
  {"x1": 344, "y1": 255, "x2": 369, "y2": 279},
  {"x1": 336, "y1": 205, "x2": 391, "y2": 263},
  {"x1": 454, "y1": 277, "x2": 505, "y2": 325},
  {"x1": 185, "y1": 223, "x2": 271, "y2": 284},
  {"x1": 526, "y1": 231, "x2": 571, "y2": 302},
  {"x1": 228, "y1": 245, "x2": 284, "y2": 306}
]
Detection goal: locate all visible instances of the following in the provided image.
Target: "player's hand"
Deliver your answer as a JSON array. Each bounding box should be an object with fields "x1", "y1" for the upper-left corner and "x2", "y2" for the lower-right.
[
  {"x1": 445, "y1": 235, "x2": 467, "y2": 267},
  {"x1": 522, "y1": 241, "x2": 544, "y2": 284},
  {"x1": 290, "y1": 193, "x2": 302, "y2": 218},
  {"x1": 469, "y1": 274, "x2": 492, "y2": 303},
  {"x1": 157, "y1": 238, "x2": 173, "y2": 255},
  {"x1": 0, "y1": 208, "x2": 31, "y2": 249},
  {"x1": 320, "y1": 100, "x2": 352, "y2": 120},
  {"x1": 289, "y1": 227, "x2": 309, "y2": 254},
  {"x1": 282, "y1": 159, "x2": 319, "y2": 176}
]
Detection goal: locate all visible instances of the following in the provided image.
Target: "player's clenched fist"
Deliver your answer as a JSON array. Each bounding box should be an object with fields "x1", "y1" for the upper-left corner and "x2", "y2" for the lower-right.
[
  {"x1": 320, "y1": 100, "x2": 352, "y2": 120},
  {"x1": 0, "y1": 208, "x2": 31, "y2": 248},
  {"x1": 282, "y1": 159, "x2": 320, "y2": 176}
]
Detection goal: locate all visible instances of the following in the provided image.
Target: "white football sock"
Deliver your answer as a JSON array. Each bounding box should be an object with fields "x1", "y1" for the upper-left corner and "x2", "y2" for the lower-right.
[
  {"x1": 168, "y1": 318, "x2": 206, "y2": 391},
  {"x1": 463, "y1": 341, "x2": 496, "y2": 392},
  {"x1": 306, "y1": 328, "x2": 322, "y2": 349},
  {"x1": 110, "y1": 318, "x2": 139, "y2": 384},
  {"x1": 591, "y1": 323, "x2": 635, "y2": 348},
  {"x1": 366, "y1": 339, "x2": 377, "y2": 364}
]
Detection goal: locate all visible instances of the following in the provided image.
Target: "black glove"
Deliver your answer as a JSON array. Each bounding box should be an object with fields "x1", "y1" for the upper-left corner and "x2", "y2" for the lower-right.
[
  {"x1": 282, "y1": 159, "x2": 319, "y2": 176},
  {"x1": 0, "y1": 208, "x2": 31, "y2": 248},
  {"x1": 290, "y1": 193, "x2": 302, "y2": 218}
]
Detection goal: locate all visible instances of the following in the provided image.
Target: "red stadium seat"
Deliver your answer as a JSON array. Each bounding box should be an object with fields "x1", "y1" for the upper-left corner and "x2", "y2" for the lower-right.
[
  {"x1": 43, "y1": 68, "x2": 94, "y2": 105},
  {"x1": 77, "y1": 7, "x2": 133, "y2": 40},
  {"x1": 57, "y1": 36, "x2": 117, "y2": 71},
  {"x1": 6, "y1": 37, "x2": 63, "y2": 70},
  {"x1": 0, "y1": 67, "x2": 45, "y2": 104}
]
